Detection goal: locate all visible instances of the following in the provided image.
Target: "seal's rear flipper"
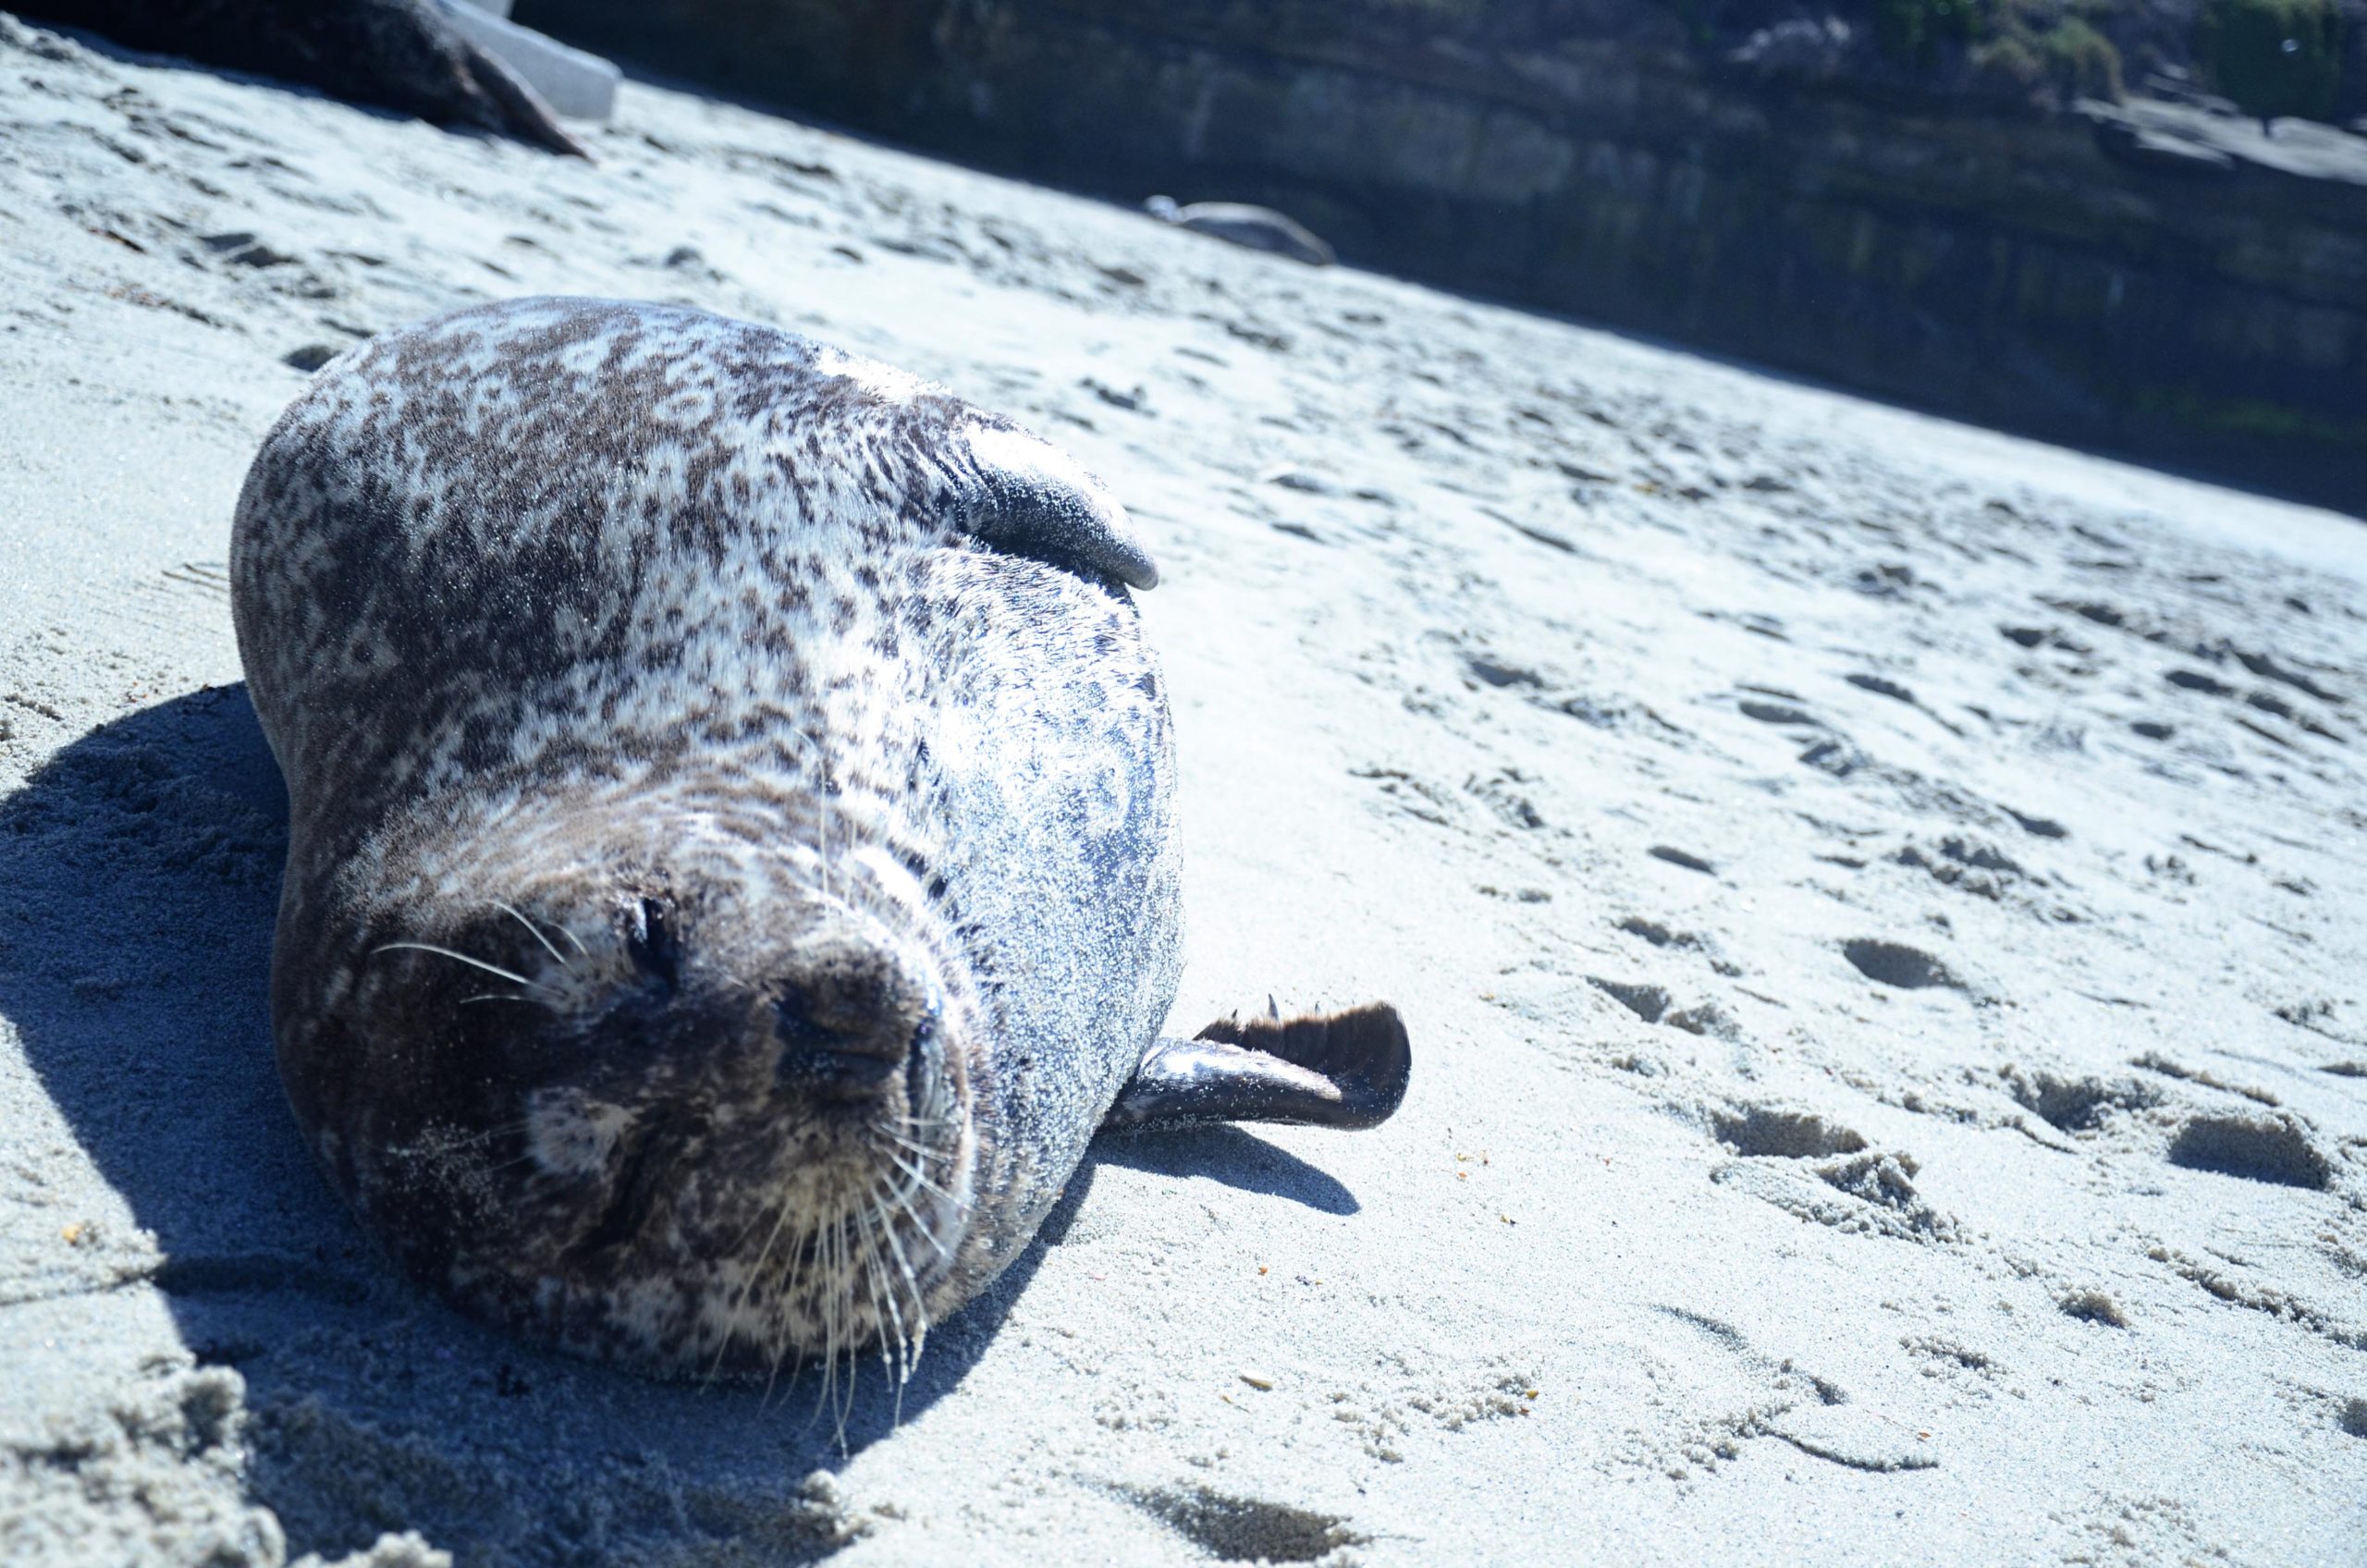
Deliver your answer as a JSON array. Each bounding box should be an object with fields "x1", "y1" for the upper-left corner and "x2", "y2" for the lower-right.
[{"x1": 1104, "y1": 1002, "x2": 1410, "y2": 1132}]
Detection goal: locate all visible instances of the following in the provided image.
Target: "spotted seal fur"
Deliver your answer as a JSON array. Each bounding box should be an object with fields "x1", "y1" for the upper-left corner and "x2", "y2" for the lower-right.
[{"x1": 229, "y1": 296, "x2": 1409, "y2": 1380}]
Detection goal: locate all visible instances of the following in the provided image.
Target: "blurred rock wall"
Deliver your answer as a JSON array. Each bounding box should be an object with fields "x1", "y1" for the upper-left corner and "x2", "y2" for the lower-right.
[{"x1": 521, "y1": 0, "x2": 2367, "y2": 508}]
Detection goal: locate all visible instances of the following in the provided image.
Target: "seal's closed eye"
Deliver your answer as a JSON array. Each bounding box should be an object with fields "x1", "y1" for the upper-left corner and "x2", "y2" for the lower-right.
[{"x1": 622, "y1": 897, "x2": 680, "y2": 991}]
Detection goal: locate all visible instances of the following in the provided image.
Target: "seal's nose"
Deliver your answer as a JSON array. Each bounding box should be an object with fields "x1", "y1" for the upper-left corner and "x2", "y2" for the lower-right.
[{"x1": 771, "y1": 927, "x2": 927, "y2": 1104}]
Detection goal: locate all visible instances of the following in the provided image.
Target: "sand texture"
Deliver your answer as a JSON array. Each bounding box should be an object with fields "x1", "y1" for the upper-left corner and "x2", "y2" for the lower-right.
[{"x1": 1, "y1": 16, "x2": 2362, "y2": 1566}]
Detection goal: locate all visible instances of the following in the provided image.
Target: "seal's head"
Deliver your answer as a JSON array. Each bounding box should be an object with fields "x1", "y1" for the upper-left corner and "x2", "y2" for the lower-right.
[{"x1": 289, "y1": 790, "x2": 986, "y2": 1377}]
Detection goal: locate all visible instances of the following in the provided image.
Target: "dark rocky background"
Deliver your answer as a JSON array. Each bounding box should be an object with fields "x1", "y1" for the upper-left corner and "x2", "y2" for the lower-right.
[{"x1": 518, "y1": 0, "x2": 2366, "y2": 513}]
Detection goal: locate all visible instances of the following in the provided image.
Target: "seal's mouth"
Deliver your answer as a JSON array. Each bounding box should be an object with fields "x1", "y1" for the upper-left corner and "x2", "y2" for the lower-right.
[
  {"x1": 558, "y1": 1105, "x2": 693, "y2": 1268},
  {"x1": 539, "y1": 1088, "x2": 974, "y2": 1381}
]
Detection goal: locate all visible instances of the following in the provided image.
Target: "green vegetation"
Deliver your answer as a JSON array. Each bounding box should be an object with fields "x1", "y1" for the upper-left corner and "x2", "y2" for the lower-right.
[
  {"x1": 1970, "y1": 13, "x2": 2125, "y2": 101},
  {"x1": 1690, "y1": 0, "x2": 2352, "y2": 123},
  {"x1": 1969, "y1": 31, "x2": 2048, "y2": 88},
  {"x1": 2131, "y1": 384, "x2": 2363, "y2": 445},
  {"x1": 1873, "y1": 0, "x2": 1978, "y2": 66},
  {"x1": 2198, "y1": 0, "x2": 2343, "y2": 123},
  {"x1": 2036, "y1": 17, "x2": 2124, "y2": 99},
  {"x1": 1865, "y1": 0, "x2": 2126, "y2": 102}
]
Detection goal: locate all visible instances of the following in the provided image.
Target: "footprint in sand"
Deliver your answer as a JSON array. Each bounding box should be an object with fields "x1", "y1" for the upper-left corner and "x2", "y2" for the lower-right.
[
  {"x1": 1118, "y1": 1484, "x2": 1362, "y2": 1563},
  {"x1": 2165, "y1": 1112, "x2": 2335, "y2": 1191},
  {"x1": 1999, "y1": 1066, "x2": 2164, "y2": 1133},
  {"x1": 1841, "y1": 938, "x2": 1960, "y2": 991}
]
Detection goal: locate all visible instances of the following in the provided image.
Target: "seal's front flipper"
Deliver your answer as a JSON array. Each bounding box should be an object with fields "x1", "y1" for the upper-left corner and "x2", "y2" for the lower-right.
[
  {"x1": 1104, "y1": 1002, "x2": 1410, "y2": 1132},
  {"x1": 952, "y1": 420, "x2": 1161, "y2": 590}
]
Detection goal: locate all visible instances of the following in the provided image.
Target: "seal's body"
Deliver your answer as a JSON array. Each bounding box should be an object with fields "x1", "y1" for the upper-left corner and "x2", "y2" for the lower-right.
[
  {"x1": 231, "y1": 298, "x2": 1405, "y2": 1377},
  {"x1": 1145, "y1": 196, "x2": 1336, "y2": 268},
  {"x1": 19, "y1": 0, "x2": 586, "y2": 156}
]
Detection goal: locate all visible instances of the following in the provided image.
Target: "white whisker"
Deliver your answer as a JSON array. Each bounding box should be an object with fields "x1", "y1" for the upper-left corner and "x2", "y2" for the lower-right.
[
  {"x1": 804, "y1": 1218, "x2": 842, "y2": 1435},
  {"x1": 878, "y1": 1151, "x2": 957, "y2": 1205},
  {"x1": 838, "y1": 1213, "x2": 866, "y2": 1444},
  {"x1": 374, "y1": 941, "x2": 546, "y2": 991},
  {"x1": 492, "y1": 900, "x2": 572, "y2": 969},
  {"x1": 868, "y1": 1176, "x2": 934, "y2": 1403},
  {"x1": 871, "y1": 1127, "x2": 950, "y2": 1160},
  {"x1": 765, "y1": 1219, "x2": 814, "y2": 1409},
  {"x1": 854, "y1": 1203, "x2": 902, "y2": 1385},
  {"x1": 714, "y1": 1195, "x2": 794, "y2": 1385},
  {"x1": 821, "y1": 1214, "x2": 858, "y2": 1447},
  {"x1": 423, "y1": 1115, "x2": 535, "y2": 1150}
]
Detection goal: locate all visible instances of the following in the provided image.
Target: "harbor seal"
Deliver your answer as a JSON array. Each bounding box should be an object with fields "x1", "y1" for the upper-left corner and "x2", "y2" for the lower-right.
[
  {"x1": 229, "y1": 296, "x2": 1409, "y2": 1380},
  {"x1": 1145, "y1": 195, "x2": 1336, "y2": 267},
  {"x1": 18, "y1": 0, "x2": 588, "y2": 156}
]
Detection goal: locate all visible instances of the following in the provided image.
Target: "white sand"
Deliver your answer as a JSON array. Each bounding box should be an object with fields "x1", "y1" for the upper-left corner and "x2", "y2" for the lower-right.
[{"x1": 1, "y1": 16, "x2": 2361, "y2": 1565}]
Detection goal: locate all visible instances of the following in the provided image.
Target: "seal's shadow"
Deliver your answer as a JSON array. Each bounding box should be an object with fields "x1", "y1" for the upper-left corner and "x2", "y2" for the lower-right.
[
  {"x1": 0, "y1": 687, "x2": 1082, "y2": 1563},
  {"x1": 1085, "y1": 1125, "x2": 1359, "y2": 1218}
]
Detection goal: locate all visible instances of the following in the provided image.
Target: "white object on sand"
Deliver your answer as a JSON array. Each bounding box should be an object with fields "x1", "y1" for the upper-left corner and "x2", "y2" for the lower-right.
[
  {"x1": 435, "y1": 0, "x2": 618, "y2": 122},
  {"x1": 1146, "y1": 193, "x2": 1337, "y2": 266}
]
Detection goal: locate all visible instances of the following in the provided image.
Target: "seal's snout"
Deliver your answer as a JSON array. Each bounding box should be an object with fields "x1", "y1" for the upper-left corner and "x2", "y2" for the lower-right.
[{"x1": 771, "y1": 928, "x2": 937, "y2": 1105}]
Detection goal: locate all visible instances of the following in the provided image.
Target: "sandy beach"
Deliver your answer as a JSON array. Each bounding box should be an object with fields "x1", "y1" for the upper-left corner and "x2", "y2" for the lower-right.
[{"x1": 0, "y1": 14, "x2": 2362, "y2": 1564}]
